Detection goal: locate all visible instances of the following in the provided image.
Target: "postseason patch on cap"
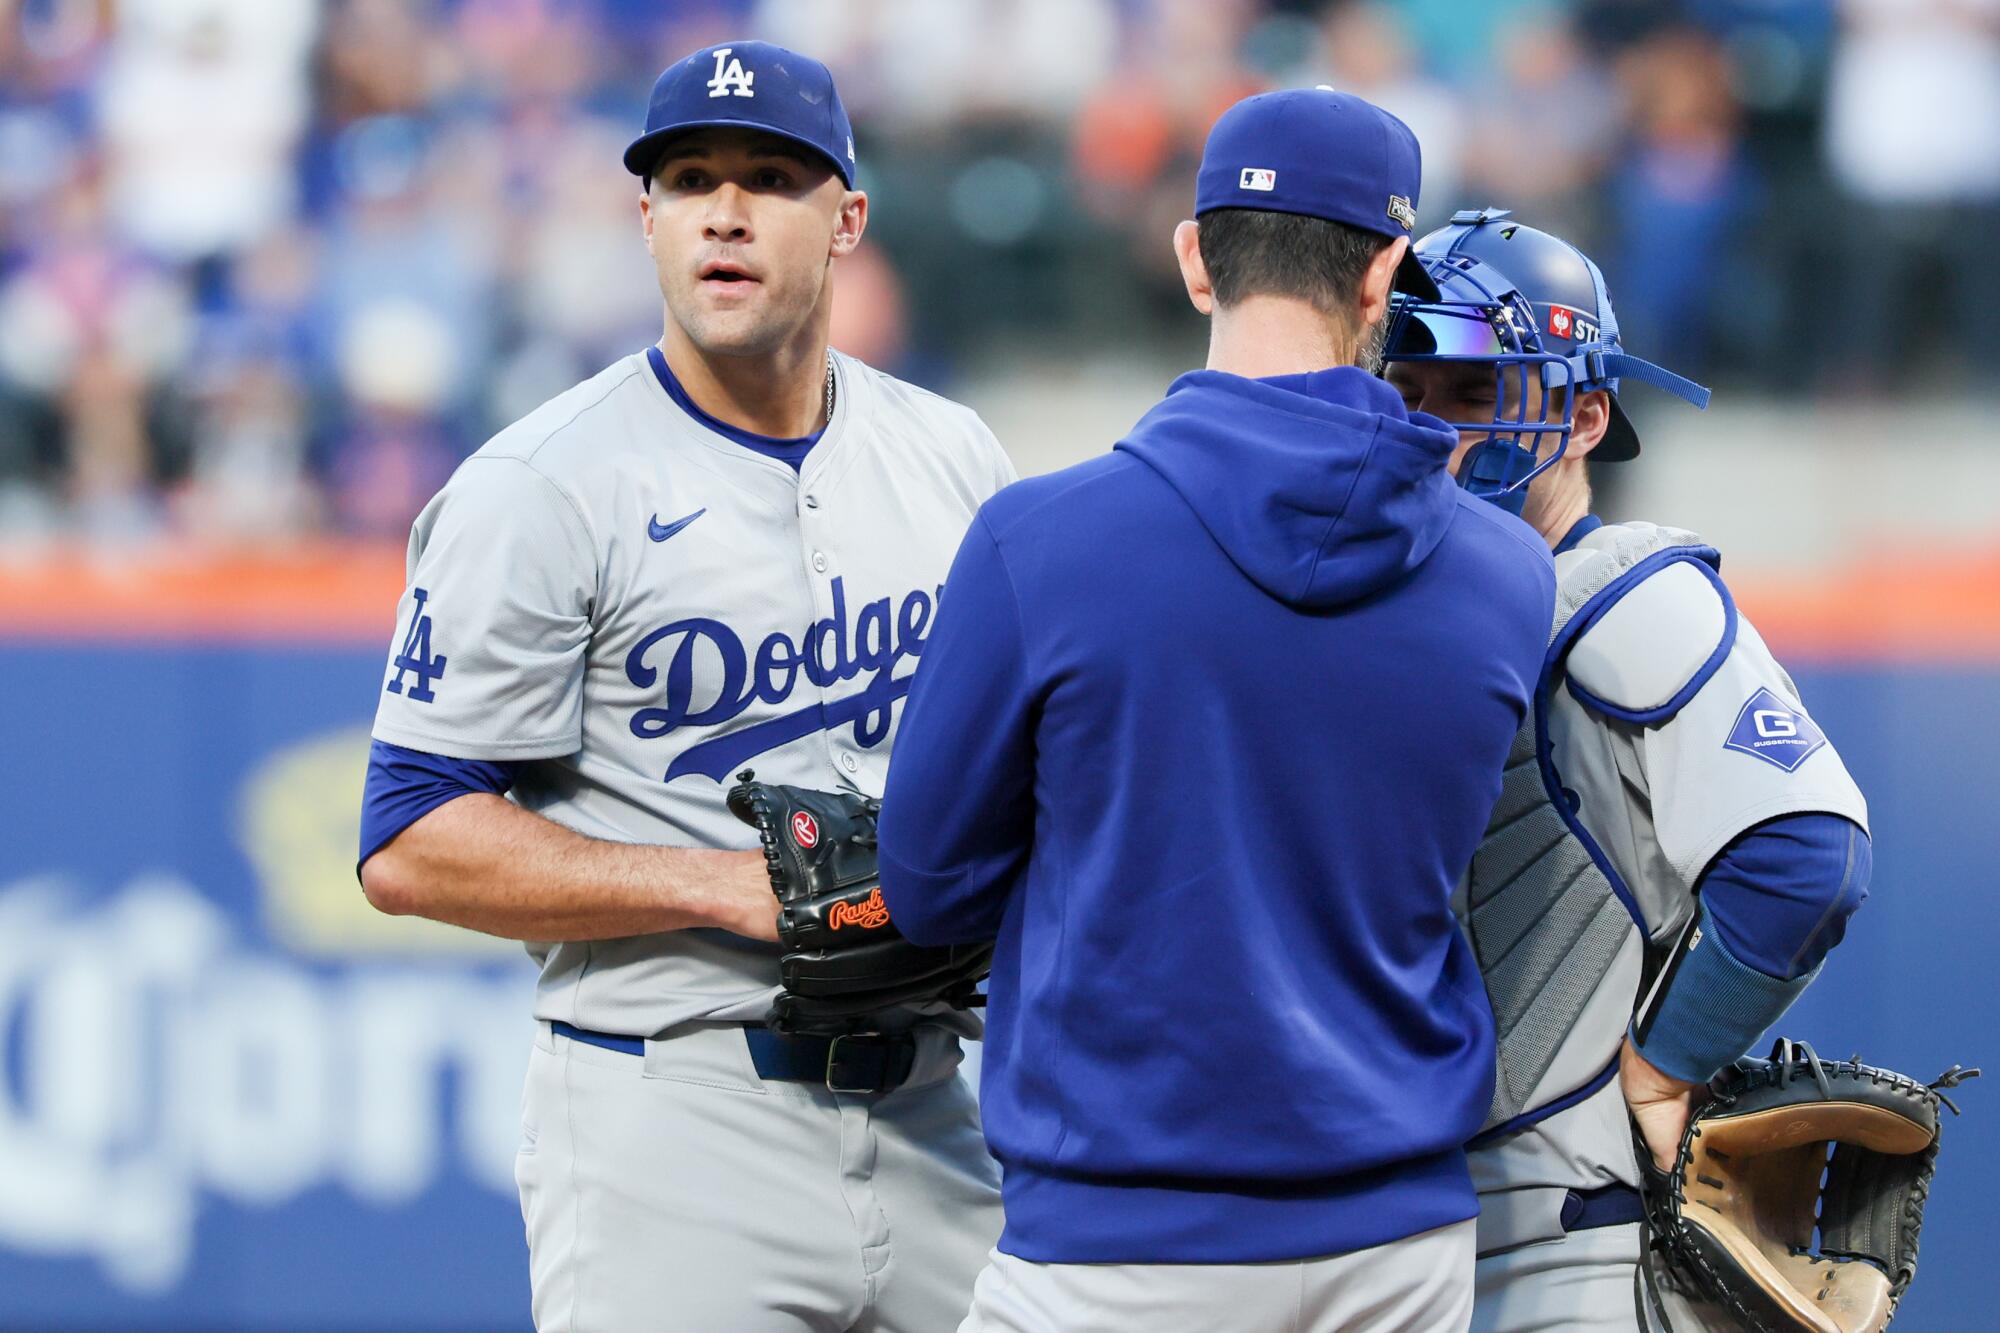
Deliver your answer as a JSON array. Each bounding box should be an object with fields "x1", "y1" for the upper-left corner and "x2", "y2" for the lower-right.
[
  {"x1": 1386, "y1": 195, "x2": 1416, "y2": 230},
  {"x1": 1239, "y1": 167, "x2": 1277, "y2": 192}
]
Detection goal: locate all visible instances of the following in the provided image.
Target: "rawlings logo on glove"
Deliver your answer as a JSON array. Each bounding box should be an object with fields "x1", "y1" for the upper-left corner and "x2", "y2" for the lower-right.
[
  {"x1": 828, "y1": 888, "x2": 891, "y2": 932},
  {"x1": 726, "y1": 771, "x2": 990, "y2": 1036}
]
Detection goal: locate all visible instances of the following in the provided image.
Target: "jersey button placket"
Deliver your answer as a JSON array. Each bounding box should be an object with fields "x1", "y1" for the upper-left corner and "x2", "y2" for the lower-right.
[{"x1": 803, "y1": 538, "x2": 846, "y2": 780}]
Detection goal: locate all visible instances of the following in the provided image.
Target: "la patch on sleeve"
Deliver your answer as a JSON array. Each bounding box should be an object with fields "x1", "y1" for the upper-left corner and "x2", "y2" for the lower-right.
[
  {"x1": 387, "y1": 587, "x2": 448, "y2": 704},
  {"x1": 1723, "y1": 687, "x2": 1826, "y2": 772}
]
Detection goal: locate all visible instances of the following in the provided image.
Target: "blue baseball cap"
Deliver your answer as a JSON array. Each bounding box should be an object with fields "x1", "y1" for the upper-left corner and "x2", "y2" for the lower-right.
[
  {"x1": 1195, "y1": 88, "x2": 1438, "y2": 300},
  {"x1": 624, "y1": 41, "x2": 856, "y2": 188}
]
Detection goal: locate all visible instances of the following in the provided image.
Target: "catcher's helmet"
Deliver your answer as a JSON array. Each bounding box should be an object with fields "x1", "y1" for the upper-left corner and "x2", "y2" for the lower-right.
[{"x1": 1382, "y1": 208, "x2": 1710, "y2": 515}]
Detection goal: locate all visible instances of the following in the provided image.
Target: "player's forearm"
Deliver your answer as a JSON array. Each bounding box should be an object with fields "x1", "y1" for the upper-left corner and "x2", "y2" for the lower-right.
[{"x1": 360, "y1": 793, "x2": 777, "y2": 941}]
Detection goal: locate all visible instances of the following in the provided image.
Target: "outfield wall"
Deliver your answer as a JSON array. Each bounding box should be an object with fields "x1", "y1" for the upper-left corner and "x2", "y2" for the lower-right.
[{"x1": 0, "y1": 552, "x2": 1991, "y2": 1330}]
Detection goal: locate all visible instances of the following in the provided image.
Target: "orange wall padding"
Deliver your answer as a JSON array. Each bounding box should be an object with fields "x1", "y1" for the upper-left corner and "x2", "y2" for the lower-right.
[
  {"x1": 0, "y1": 545, "x2": 409, "y2": 644},
  {"x1": 0, "y1": 542, "x2": 1996, "y2": 660},
  {"x1": 1730, "y1": 548, "x2": 2000, "y2": 663}
]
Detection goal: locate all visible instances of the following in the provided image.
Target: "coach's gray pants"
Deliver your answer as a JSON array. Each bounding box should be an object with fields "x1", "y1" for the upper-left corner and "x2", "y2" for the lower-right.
[
  {"x1": 516, "y1": 1019, "x2": 1002, "y2": 1332},
  {"x1": 957, "y1": 1218, "x2": 1476, "y2": 1333}
]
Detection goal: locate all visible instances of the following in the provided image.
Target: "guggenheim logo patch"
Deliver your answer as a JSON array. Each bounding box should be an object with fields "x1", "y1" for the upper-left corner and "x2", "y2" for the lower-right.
[{"x1": 1723, "y1": 687, "x2": 1827, "y2": 772}]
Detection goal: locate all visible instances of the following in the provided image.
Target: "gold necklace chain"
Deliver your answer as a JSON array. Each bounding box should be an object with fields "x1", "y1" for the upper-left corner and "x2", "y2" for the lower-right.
[{"x1": 823, "y1": 352, "x2": 835, "y2": 425}]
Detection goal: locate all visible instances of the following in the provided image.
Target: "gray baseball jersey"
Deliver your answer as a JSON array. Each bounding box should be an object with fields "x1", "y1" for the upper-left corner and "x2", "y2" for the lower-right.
[
  {"x1": 371, "y1": 348, "x2": 1017, "y2": 1037},
  {"x1": 1458, "y1": 520, "x2": 1867, "y2": 1331}
]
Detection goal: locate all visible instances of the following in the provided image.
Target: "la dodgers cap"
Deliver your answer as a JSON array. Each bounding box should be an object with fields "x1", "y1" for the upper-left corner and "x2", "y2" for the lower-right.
[
  {"x1": 1195, "y1": 88, "x2": 1439, "y2": 300},
  {"x1": 624, "y1": 41, "x2": 856, "y2": 188}
]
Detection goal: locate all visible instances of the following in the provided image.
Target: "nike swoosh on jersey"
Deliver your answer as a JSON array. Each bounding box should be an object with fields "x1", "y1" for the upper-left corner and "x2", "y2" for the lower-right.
[{"x1": 648, "y1": 509, "x2": 707, "y2": 542}]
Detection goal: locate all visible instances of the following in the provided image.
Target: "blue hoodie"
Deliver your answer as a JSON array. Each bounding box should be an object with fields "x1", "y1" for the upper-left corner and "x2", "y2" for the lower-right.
[{"x1": 877, "y1": 367, "x2": 1556, "y2": 1264}]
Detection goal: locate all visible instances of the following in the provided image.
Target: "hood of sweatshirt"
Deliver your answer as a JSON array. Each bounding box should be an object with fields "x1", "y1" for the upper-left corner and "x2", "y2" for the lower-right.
[{"x1": 1115, "y1": 367, "x2": 1462, "y2": 609}]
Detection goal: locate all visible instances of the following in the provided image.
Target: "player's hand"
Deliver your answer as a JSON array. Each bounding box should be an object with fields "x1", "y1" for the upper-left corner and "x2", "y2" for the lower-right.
[
  {"x1": 1620, "y1": 1037, "x2": 1704, "y2": 1172},
  {"x1": 711, "y1": 851, "x2": 782, "y2": 942}
]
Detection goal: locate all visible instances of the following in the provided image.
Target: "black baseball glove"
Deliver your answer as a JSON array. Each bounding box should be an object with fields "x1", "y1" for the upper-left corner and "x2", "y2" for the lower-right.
[
  {"x1": 726, "y1": 770, "x2": 991, "y2": 1036},
  {"x1": 1640, "y1": 1037, "x2": 1976, "y2": 1332}
]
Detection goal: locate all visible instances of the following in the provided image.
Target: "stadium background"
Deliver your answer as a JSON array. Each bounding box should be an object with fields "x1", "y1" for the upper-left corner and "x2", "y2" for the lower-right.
[{"x1": 0, "y1": 0, "x2": 1994, "y2": 1328}]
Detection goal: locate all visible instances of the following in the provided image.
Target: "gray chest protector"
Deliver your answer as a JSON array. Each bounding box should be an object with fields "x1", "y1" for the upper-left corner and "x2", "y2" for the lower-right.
[{"x1": 1462, "y1": 523, "x2": 1716, "y2": 1137}]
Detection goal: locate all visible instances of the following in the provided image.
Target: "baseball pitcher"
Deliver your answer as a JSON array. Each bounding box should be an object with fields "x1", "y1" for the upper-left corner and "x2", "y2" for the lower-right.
[
  {"x1": 1382, "y1": 210, "x2": 1873, "y2": 1331},
  {"x1": 358, "y1": 42, "x2": 1014, "y2": 1332}
]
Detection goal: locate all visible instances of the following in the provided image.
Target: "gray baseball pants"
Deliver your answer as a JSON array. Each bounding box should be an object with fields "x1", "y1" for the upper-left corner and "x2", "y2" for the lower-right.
[
  {"x1": 1471, "y1": 1222, "x2": 1646, "y2": 1332},
  {"x1": 516, "y1": 1019, "x2": 1002, "y2": 1331},
  {"x1": 956, "y1": 1218, "x2": 1477, "y2": 1333}
]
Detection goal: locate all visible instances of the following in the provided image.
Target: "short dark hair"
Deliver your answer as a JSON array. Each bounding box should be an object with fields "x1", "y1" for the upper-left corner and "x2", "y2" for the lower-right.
[{"x1": 1196, "y1": 208, "x2": 1389, "y2": 316}]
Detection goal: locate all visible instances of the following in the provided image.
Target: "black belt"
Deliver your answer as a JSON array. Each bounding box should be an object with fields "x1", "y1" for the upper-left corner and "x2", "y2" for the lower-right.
[
  {"x1": 550, "y1": 1020, "x2": 918, "y2": 1095},
  {"x1": 1561, "y1": 1183, "x2": 1647, "y2": 1233}
]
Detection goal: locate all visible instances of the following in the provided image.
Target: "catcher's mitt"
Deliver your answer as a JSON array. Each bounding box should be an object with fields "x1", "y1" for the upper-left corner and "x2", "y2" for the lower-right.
[
  {"x1": 726, "y1": 770, "x2": 990, "y2": 1036},
  {"x1": 1640, "y1": 1037, "x2": 1977, "y2": 1332}
]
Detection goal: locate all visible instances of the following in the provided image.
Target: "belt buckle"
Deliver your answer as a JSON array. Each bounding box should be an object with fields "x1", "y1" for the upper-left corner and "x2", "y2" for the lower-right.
[{"x1": 825, "y1": 1032, "x2": 890, "y2": 1094}]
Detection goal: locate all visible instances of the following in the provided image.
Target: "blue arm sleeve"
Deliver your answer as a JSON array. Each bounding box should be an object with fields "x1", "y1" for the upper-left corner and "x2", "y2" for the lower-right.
[
  {"x1": 876, "y1": 512, "x2": 1036, "y2": 946},
  {"x1": 1702, "y1": 813, "x2": 1871, "y2": 980},
  {"x1": 1631, "y1": 814, "x2": 1871, "y2": 1081},
  {"x1": 358, "y1": 739, "x2": 522, "y2": 870}
]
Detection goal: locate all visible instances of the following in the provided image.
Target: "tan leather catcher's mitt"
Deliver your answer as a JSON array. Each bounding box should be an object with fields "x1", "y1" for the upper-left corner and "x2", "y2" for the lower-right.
[{"x1": 1640, "y1": 1038, "x2": 1975, "y2": 1332}]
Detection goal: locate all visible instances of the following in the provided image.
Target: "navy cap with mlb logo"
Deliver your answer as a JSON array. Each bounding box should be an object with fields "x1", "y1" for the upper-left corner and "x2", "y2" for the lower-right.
[
  {"x1": 624, "y1": 41, "x2": 857, "y2": 188},
  {"x1": 1195, "y1": 88, "x2": 1438, "y2": 300}
]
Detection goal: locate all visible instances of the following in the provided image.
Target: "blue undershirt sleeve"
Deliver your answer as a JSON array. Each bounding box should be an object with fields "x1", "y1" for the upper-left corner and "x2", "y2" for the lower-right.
[
  {"x1": 358, "y1": 739, "x2": 523, "y2": 871},
  {"x1": 1700, "y1": 813, "x2": 1870, "y2": 980},
  {"x1": 1631, "y1": 814, "x2": 1871, "y2": 1082},
  {"x1": 877, "y1": 512, "x2": 1037, "y2": 946}
]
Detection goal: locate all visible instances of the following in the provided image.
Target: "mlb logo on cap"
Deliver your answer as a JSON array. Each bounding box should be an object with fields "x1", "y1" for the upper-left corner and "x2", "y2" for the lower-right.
[{"x1": 1195, "y1": 88, "x2": 1439, "y2": 298}]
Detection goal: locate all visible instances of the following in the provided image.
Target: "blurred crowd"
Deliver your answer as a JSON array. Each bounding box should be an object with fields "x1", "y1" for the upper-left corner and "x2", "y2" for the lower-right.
[{"x1": 0, "y1": 0, "x2": 1994, "y2": 544}]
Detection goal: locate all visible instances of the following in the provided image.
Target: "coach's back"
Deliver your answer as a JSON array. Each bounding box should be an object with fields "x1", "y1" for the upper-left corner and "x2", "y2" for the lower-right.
[
  {"x1": 878, "y1": 86, "x2": 1557, "y2": 1330},
  {"x1": 881, "y1": 360, "x2": 1554, "y2": 1263}
]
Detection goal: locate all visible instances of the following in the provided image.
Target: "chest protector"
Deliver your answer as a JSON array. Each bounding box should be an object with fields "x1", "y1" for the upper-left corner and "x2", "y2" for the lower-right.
[{"x1": 1463, "y1": 522, "x2": 1718, "y2": 1136}]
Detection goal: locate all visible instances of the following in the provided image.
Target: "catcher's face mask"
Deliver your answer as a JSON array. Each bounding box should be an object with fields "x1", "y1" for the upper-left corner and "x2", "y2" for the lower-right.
[
  {"x1": 1381, "y1": 287, "x2": 1579, "y2": 517},
  {"x1": 1381, "y1": 208, "x2": 1712, "y2": 517}
]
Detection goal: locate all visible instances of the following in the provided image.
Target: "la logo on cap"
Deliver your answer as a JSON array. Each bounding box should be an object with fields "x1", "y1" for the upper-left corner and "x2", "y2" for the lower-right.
[
  {"x1": 707, "y1": 46, "x2": 755, "y2": 99},
  {"x1": 1239, "y1": 167, "x2": 1276, "y2": 192}
]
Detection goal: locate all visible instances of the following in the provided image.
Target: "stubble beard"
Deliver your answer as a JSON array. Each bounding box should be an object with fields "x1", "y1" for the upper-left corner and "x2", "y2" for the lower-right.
[
  {"x1": 669, "y1": 263, "x2": 824, "y2": 361},
  {"x1": 1353, "y1": 314, "x2": 1392, "y2": 376}
]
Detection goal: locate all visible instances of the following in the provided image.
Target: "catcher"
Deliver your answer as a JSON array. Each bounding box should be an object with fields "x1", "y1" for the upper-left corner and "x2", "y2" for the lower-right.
[{"x1": 1379, "y1": 210, "x2": 1936, "y2": 1331}]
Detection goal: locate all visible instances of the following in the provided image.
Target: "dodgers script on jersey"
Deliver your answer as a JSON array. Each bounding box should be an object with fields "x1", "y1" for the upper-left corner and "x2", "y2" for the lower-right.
[{"x1": 372, "y1": 350, "x2": 1015, "y2": 1036}]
